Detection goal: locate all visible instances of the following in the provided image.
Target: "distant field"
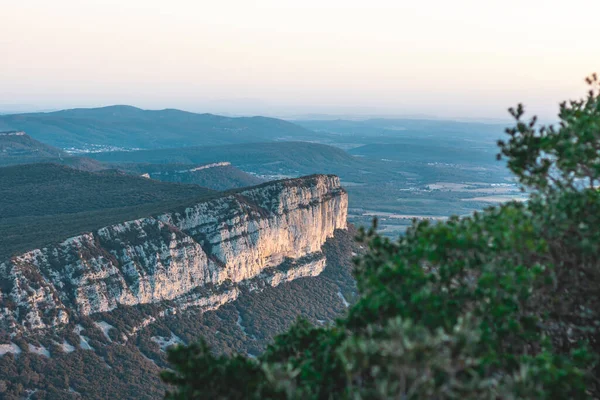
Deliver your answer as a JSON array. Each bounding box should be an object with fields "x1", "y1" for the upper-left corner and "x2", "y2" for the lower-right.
[
  {"x1": 292, "y1": 119, "x2": 516, "y2": 236},
  {"x1": 461, "y1": 195, "x2": 528, "y2": 203}
]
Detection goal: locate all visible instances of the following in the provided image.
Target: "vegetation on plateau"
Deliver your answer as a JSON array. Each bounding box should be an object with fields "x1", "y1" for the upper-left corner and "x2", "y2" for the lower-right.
[
  {"x1": 162, "y1": 75, "x2": 600, "y2": 398},
  {"x1": 0, "y1": 164, "x2": 215, "y2": 259}
]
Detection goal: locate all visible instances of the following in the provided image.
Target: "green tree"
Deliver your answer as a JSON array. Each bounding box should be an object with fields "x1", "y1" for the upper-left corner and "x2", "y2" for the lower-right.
[{"x1": 162, "y1": 76, "x2": 600, "y2": 399}]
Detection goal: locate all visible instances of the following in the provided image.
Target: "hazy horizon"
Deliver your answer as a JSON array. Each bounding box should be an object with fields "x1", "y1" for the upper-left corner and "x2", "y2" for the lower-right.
[
  {"x1": 0, "y1": 103, "x2": 515, "y2": 125},
  {"x1": 3, "y1": 0, "x2": 599, "y2": 120}
]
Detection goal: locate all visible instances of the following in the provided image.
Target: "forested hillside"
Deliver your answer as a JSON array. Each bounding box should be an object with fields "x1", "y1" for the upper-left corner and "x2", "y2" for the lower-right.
[
  {"x1": 118, "y1": 163, "x2": 265, "y2": 191},
  {"x1": 0, "y1": 131, "x2": 105, "y2": 171},
  {"x1": 0, "y1": 164, "x2": 216, "y2": 259}
]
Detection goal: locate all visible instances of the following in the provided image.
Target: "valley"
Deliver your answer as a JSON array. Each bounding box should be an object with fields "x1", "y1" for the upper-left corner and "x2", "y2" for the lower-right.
[{"x1": 90, "y1": 139, "x2": 519, "y2": 237}]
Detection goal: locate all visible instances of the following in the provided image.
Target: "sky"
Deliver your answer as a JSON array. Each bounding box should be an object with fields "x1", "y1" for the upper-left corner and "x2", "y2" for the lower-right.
[{"x1": 1, "y1": 0, "x2": 599, "y2": 120}]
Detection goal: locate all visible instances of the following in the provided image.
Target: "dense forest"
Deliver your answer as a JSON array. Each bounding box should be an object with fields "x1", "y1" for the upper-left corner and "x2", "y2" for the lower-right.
[
  {"x1": 0, "y1": 164, "x2": 216, "y2": 259},
  {"x1": 162, "y1": 76, "x2": 600, "y2": 398}
]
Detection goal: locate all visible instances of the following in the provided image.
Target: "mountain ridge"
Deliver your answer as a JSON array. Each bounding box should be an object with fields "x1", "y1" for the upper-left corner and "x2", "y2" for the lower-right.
[{"x1": 0, "y1": 106, "x2": 318, "y2": 149}]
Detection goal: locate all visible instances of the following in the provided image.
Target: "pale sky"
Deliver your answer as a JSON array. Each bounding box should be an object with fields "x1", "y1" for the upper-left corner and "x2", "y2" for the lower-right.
[{"x1": 1, "y1": 0, "x2": 599, "y2": 119}]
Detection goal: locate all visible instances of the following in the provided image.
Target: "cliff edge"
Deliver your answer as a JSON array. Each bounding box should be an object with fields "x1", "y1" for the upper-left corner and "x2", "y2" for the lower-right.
[{"x1": 0, "y1": 175, "x2": 348, "y2": 334}]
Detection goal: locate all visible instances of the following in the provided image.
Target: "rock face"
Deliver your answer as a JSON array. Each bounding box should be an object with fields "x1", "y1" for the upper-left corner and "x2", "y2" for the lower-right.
[{"x1": 0, "y1": 175, "x2": 347, "y2": 334}]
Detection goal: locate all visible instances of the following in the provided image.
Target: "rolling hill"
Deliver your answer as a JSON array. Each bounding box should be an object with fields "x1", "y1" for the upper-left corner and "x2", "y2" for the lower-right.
[
  {"x1": 0, "y1": 130, "x2": 64, "y2": 158},
  {"x1": 0, "y1": 131, "x2": 267, "y2": 189},
  {"x1": 119, "y1": 162, "x2": 265, "y2": 191},
  {"x1": 90, "y1": 141, "x2": 366, "y2": 178},
  {"x1": 0, "y1": 105, "x2": 319, "y2": 150},
  {"x1": 0, "y1": 130, "x2": 106, "y2": 171}
]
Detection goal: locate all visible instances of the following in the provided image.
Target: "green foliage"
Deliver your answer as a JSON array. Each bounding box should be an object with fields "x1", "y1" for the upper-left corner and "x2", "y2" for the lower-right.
[
  {"x1": 162, "y1": 341, "x2": 270, "y2": 400},
  {"x1": 163, "y1": 76, "x2": 600, "y2": 398},
  {"x1": 498, "y1": 73, "x2": 600, "y2": 192}
]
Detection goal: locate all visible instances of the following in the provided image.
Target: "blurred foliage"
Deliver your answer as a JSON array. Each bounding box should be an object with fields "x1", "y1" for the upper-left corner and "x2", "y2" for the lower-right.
[{"x1": 163, "y1": 76, "x2": 600, "y2": 398}]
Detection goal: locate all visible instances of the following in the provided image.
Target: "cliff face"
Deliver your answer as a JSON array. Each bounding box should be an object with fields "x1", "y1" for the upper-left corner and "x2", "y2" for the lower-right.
[{"x1": 0, "y1": 175, "x2": 347, "y2": 333}]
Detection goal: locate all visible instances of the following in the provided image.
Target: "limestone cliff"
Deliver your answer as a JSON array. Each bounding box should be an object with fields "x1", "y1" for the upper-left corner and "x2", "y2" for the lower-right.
[{"x1": 0, "y1": 175, "x2": 347, "y2": 334}]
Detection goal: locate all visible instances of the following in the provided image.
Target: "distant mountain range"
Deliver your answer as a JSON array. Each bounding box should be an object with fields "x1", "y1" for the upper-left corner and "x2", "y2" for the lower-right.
[{"x1": 0, "y1": 105, "x2": 318, "y2": 149}]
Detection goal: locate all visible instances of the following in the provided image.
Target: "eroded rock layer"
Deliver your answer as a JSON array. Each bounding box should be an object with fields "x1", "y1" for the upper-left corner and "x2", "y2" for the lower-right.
[{"x1": 0, "y1": 175, "x2": 347, "y2": 333}]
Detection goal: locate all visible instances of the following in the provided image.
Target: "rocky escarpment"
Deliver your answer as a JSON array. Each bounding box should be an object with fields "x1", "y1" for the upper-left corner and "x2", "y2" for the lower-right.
[{"x1": 0, "y1": 175, "x2": 347, "y2": 334}]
